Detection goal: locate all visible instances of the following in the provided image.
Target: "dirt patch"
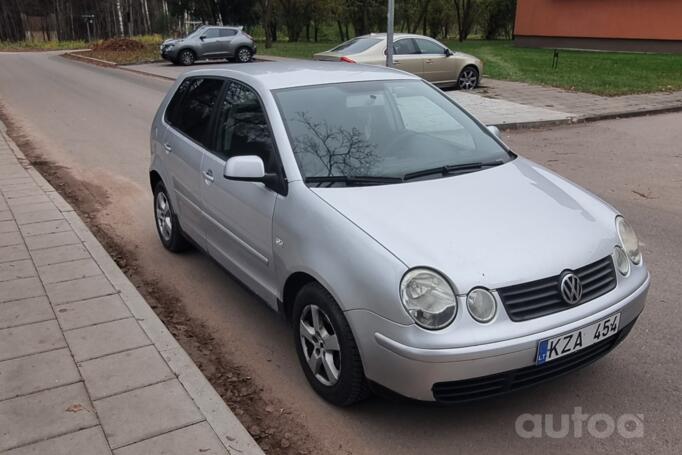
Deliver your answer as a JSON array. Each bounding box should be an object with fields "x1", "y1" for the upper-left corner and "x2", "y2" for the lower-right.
[
  {"x1": 94, "y1": 38, "x2": 145, "y2": 52},
  {"x1": 0, "y1": 105, "x2": 326, "y2": 455}
]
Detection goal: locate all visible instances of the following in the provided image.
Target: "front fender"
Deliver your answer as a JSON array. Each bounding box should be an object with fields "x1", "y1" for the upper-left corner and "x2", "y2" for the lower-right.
[{"x1": 274, "y1": 182, "x2": 412, "y2": 325}]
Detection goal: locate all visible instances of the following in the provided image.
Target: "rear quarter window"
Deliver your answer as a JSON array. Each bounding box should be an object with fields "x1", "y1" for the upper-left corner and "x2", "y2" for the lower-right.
[{"x1": 330, "y1": 37, "x2": 381, "y2": 54}]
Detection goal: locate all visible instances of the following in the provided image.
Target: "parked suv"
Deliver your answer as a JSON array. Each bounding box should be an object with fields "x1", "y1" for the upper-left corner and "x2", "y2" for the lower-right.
[{"x1": 160, "y1": 25, "x2": 256, "y2": 66}]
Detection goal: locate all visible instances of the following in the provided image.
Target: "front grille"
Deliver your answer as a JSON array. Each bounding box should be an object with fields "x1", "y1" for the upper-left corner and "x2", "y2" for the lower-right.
[
  {"x1": 498, "y1": 256, "x2": 617, "y2": 322},
  {"x1": 432, "y1": 319, "x2": 634, "y2": 403}
]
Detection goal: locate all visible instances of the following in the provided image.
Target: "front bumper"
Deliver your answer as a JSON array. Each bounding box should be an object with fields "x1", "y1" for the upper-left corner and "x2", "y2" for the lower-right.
[
  {"x1": 346, "y1": 274, "x2": 649, "y2": 402},
  {"x1": 160, "y1": 47, "x2": 178, "y2": 60}
]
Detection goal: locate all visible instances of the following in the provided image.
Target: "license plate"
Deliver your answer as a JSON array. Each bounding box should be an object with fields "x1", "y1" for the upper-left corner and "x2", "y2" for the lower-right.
[{"x1": 536, "y1": 313, "x2": 621, "y2": 365}]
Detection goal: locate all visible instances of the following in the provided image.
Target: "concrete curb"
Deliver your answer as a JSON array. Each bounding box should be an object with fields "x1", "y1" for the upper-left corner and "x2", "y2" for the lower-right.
[
  {"x1": 63, "y1": 51, "x2": 118, "y2": 67},
  {"x1": 0, "y1": 123, "x2": 264, "y2": 455}
]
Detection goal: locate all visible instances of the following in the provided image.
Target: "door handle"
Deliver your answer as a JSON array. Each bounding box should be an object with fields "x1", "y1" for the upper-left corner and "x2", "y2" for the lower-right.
[
  {"x1": 203, "y1": 169, "x2": 214, "y2": 183},
  {"x1": 163, "y1": 143, "x2": 172, "y2": 153},
  {"x1": 425, "y1": 59, "x2": 433, "y2": 64}
]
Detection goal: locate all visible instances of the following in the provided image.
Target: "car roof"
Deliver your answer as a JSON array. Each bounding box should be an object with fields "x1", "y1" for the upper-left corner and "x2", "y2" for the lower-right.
[
  {"x1": 182, "y1": 60, "x2": 419, "y2": 90},
  {"x1": 359, "y1": 32, "x2": 434, "y2": 40}
]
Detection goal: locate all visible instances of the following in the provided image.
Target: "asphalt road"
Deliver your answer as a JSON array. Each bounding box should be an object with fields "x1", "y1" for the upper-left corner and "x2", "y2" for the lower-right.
[{"x1": 0, "y1": 52, "x2": 680, "y2": 455}]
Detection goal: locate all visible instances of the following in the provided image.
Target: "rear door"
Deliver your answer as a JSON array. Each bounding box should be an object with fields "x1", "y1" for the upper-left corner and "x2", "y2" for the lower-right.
[
  {"x1": 217, "y1": 28, "x2": 238, "y2": 57},
  {"x1": 162, "y1": 77, "x2": 224, "y2": 249},
  {"x1": 392, "y1": 38, "x2": 423, "y2": 77},
  {"x1": 200, "y1": 80, "x2": 282, "y2": 304},
  {"x1": 414, "y1": 38, "x2": 453, "y2": 84}
]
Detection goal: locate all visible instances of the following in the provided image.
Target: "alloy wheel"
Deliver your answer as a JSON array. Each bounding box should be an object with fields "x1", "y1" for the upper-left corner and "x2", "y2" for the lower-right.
[
  {"x1": 155, "y1": 191, "x2": 172, "y2": 242},
  {"x1": 299, "y1": 304, "x2": 341, "y2": 386},
  {"x1": 237, "y1": 48, "x2": 252, "y2": 63},
  {"x1": 180, "y1": 50, "x2": 194, "y2": 65},
  {"x1": 459, "y1": 68, "x2": 478, "y2": 90}
]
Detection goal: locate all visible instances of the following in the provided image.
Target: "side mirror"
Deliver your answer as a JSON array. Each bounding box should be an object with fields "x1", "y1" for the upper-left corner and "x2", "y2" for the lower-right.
[
  {"x1": 487, "y1": 125, "x2": 502, "y2": 139},
  {"x1": 224, "y1": 155, "x2": 287, "y2": 194},
  {"x1": 444, "y1": 48, "x2": 453, "y2": 57},
  {"x1": 224, "y1": 155, "x2": 265, "y2": 179},
  {"x1": 199, "y1": 35, "x2": 206, "y2": 41}
]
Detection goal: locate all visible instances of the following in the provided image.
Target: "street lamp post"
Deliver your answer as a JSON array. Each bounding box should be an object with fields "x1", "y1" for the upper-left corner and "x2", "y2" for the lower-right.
[{"x1": 386, "y1": 0, "x2": 394, "y2": 67}]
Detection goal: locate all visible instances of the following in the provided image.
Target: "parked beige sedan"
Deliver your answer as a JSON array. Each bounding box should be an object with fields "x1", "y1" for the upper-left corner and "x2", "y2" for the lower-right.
[{"x1": 313, "y1": 33, "x2": 483, "y2": 89}]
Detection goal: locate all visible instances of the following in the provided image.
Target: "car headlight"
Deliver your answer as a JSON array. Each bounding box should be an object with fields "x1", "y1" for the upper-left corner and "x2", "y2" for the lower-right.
[
  {"x1": 466, "y1": 288, "x2": 497, "y2": 323},
  {"x1": 612, "y1": 246, "x2": 630, "y2": 276},
  {"x1": 400, "y1": 268, "x2": 457, "y2": 330},
  {"x1": 616, "y1": 216, "x2": 641, "y2": 264}
]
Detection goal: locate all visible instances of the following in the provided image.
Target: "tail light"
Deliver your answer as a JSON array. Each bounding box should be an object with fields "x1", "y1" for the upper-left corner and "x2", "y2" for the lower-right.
[
  {"x1": 339, "y1": 56, "x2": 356, "y2": 63},
  {"x1": 243, "y1": 32, "x2": 254, "y2": 40}
]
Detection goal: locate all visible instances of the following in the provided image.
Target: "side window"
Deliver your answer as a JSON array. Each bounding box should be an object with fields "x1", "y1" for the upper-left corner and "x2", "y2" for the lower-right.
[
  {"x1": 217, "y1": 82, "x2": 278, "y2": 173},
  {"x1": 167, "y1": 78, "x2": 223, "y2": 147},
  {"x1": 219, "y1": 28, "x2": 237, "y2": 37},
  {"x1": 415, "y1": 38, "x2": 445, "y2": 55},
  {"x1": 204, "y1": 28, "x2": 219, "y2": 39},
  {"x1": 393, "y1": 39, "x2": 419, "y2": 55},
  {"x1": 165, "y1": 79, "x2": 191, "y2": 126}
]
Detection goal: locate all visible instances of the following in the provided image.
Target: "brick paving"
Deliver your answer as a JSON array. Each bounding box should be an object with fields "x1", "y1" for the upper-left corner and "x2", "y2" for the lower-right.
[
  {"x1": 0, "y1": 127, "x2": 262, "y2": 454},
  {"x1": 477, "y1": 79, "x2": 682, "y2": 120}
]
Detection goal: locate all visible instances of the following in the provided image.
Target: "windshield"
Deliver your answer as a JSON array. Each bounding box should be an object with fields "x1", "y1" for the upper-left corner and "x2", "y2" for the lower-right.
[
  {"x1": 273, "y1": 80, "x2": 512, "y2": 183},
  {"x1": 329, "y1": 37, "x2": 381, "y2": 54}
]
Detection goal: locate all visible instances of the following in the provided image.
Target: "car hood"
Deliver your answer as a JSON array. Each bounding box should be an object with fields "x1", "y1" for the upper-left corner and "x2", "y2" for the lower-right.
[
  {"x1": 163, "y1": 38, "x2": 182, "y2": 46},
  {"x1": 310, "y1": 158, "x2": 619, "y2": 293}
]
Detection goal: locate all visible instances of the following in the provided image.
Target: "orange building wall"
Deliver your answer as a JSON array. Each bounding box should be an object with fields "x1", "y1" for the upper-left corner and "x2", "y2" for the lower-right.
[{"x1": 515, "y1": 0, "x2": 682, "y2": 41}]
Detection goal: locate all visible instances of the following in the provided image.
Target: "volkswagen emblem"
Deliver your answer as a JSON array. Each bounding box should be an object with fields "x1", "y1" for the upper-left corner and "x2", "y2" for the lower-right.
[{"x1": 560, "y1": 272, "x2": 583, "y2": 305}]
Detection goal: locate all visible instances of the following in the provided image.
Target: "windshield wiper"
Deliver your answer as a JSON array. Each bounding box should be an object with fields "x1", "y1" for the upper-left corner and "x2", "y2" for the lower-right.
[
  {"x1": 403, "y1": 160, "x2": 504, "y2": 181},
  {"x1": 304, "y1": 175, "x2": 403, "y2": 187}
]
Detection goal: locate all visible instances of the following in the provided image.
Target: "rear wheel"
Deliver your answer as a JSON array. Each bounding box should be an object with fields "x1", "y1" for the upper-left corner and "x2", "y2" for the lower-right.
[
  {"x1": 235, "y1": 47, "x2": 253, "y2": 63},
  {"x1": 153, "y1": 181, "x2": 189, "y2": 252},
  {"x1": 178, "y1": 49, "x2": 195, "y2": 66},
  {"x1": 457, "y1": 66, "x2": 479, "y2": 90},
  {"x1": 293, "y1": 282, "x2": 370, "y2": 406}
]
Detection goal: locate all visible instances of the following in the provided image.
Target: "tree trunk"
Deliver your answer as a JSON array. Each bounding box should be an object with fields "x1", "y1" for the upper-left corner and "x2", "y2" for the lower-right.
[
  {"x1": 142, "y1": 0, "x2": 151, "y2": 34},
  {"x1": 262, "y1": 0, "x2": 273, "y2": 48},
  {"x1": 336, "y1": 20, "x2": 345, "y2": 41},
  {"x1": 115, "y1": 0, "x2": 124, "y2": 36}
]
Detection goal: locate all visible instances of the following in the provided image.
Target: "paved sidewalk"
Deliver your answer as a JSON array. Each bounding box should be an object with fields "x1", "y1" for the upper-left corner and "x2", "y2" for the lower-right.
[
  {"x1": 0, "y1": 124, "x2": 262, "y2": 454},
  {"x1": 477, "y1": 79, "x2": 682, "y2": 121}
]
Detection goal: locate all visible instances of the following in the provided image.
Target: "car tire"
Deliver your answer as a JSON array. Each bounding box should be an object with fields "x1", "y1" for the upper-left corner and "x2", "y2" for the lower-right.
[
  {"x1": 178, "y1": 49, "x2": 195, "y2": 66},
  {"x1": 293, "y1": 282, "x2": 371, "y2": 406},
  {"x1": 457, "y1": 65, "x2": 479, "y2": 90},
  {"x1": 235, "y1": 47, "x2": 253, "y2": 63},
  {"x1": 153, "y1": 181, "x2": 190, "y2": 252}
]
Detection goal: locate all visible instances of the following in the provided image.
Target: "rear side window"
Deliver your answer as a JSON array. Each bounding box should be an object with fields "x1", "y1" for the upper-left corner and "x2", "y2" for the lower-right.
[
  {"x1": 394, "y1": 39, "x2": 419, "y2": 55},
  {"x1": 165, "y1": 78, "x2": 224, "y2": 147},
  {"x1": 330, "y1": 37, "x2": 381, "y2": 54},
  {"x1": 219, "y1": 28, "x2": 237, "y2": 37}
]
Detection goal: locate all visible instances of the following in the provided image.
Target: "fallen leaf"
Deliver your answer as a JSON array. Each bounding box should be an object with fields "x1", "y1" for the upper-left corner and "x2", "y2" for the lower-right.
[{"x1": 65, "y1": 403, "x2": 85, "y2": 413}]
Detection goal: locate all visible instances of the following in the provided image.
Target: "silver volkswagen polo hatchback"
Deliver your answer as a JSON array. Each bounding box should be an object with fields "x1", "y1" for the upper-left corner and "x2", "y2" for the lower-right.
[{"x1": 149, "y1": 61, "x2": 649, "y2": 405}]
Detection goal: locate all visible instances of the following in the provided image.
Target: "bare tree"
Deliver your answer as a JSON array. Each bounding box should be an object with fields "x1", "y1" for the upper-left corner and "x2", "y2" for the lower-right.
[
  {"x1": 291, "y1": 112, "x2": 379, "y2": 178},
  {"x1": 453, "y1": 0, "x2": 477, "y2": 41}
]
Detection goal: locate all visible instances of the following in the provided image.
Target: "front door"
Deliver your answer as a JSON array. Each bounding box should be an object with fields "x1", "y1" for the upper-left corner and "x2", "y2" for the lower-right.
[
  {"x1": 162, "y1": 77, "x2": 224, "y2": 249},
  {"x1": 414, "y1": 38, "x2": 453, "y2": 84},
  {"x1": 200, "y1": 80, "x2": 281, "y2": 304},
  {"x1": 198, "y1": 27, "x2": 222, "y2": 57},
  {"x1": 392, "y1": 38, "x2": 423, "y2": 77}
]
